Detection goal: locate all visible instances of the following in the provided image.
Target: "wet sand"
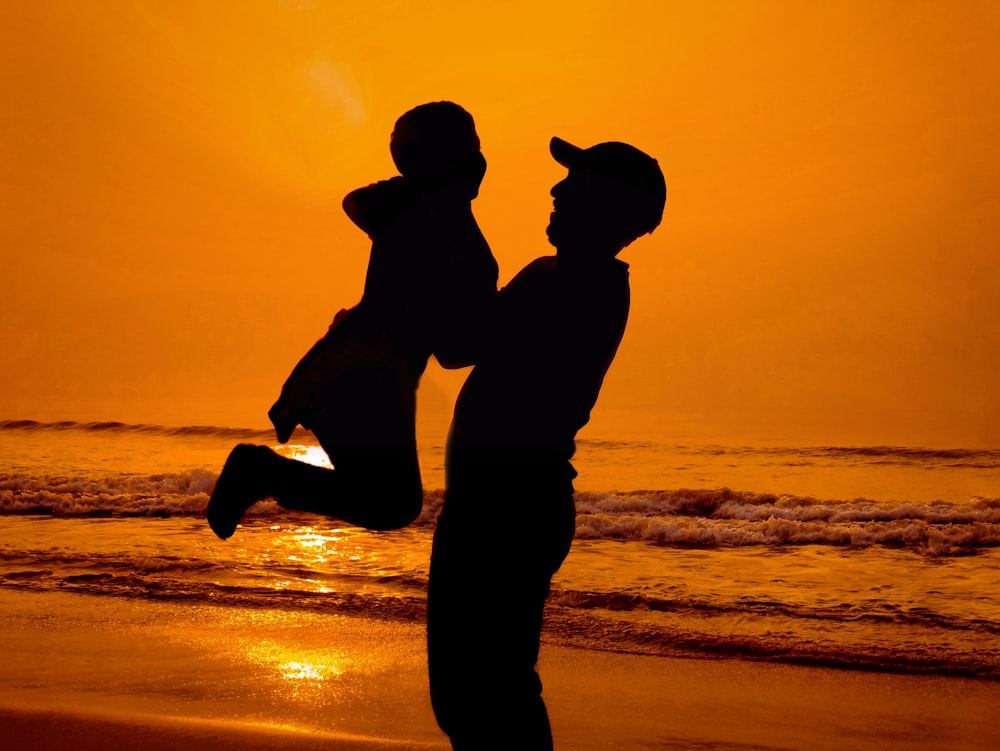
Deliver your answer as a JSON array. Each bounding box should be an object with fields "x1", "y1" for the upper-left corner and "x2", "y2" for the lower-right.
[
  {"x1": 2, "y1": 589, "x2": 997, "y2": 750},
  {"x1": 0, "y1": 704, "x2": 435, "y2": 751}
]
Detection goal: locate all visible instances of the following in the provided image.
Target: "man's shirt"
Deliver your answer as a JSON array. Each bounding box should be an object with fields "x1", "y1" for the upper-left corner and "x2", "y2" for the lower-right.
[{"x1": 447, "y1": 254, "x2": 630, "y2": 491}]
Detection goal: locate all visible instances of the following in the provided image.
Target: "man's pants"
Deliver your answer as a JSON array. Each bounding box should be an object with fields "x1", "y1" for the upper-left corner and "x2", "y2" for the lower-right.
[{"x1": 427, "y1": 488, "x2": 575, "y2": 751}]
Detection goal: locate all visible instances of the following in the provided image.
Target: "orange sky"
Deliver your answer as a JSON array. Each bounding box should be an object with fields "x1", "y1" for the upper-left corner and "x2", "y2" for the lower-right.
[{"x1": 2, "y1": 1, "x2": 998, "y2": 446}]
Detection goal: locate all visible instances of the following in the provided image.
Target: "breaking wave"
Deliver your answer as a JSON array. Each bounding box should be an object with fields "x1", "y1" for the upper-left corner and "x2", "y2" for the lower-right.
[
  {"x1": 2, "y1": 472, "x2": 997, "y2": 555},
  {"x1": 573, "y1": 489, "x2": 1000, "y2": 555}
]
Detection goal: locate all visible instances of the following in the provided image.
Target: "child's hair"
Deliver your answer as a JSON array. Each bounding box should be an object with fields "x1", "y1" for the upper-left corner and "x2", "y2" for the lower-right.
[{"x1": 389, "y1": 101, "x2": 481, "y2": 180}]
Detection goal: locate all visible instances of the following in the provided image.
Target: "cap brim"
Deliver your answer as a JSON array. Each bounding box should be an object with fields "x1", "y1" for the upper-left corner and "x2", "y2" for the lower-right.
[{"x1": 550, "y1": 136, "x2": 583, "y2": 168}]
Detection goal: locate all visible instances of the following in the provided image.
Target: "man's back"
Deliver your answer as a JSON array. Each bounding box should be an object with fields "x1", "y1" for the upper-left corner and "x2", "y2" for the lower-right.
[{"x1": 447, "y1": 254, "x2": 629, "y2": 497}]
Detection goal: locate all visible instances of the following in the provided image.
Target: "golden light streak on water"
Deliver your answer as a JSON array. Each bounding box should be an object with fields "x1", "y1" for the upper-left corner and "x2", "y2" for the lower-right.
[
  {"x1": 253, "y1": 525, "x2": 389, "y2": 594},
  {"x1": 273, "y1": 443, "x2": 333, "y2": 469}
]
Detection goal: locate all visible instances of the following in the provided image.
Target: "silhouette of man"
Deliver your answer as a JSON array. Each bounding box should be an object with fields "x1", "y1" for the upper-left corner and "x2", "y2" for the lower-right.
[{"x1": 427, "y1": 137, "x2": 666, "y2": 750}]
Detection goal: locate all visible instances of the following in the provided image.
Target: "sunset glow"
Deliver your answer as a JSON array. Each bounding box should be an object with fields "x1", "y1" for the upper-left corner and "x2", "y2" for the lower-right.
[
  {"x1": 2, "y1": 1, "x2": 998, "y2": 448},
  {"x1": 2, "y1": 7, "x2": 997, "y2": 741}
]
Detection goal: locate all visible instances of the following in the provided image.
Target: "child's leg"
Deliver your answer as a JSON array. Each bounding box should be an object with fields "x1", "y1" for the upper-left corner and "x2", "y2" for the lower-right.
[
  {"x1": 290, "y1": 359, "x2": 423, "y2": 528},
  {"x1": 270, "y1": 446, "x2": 422, "y2": 530},
  {"x1": 208, "y1": 360, "x2": 423, "y2": 538}
]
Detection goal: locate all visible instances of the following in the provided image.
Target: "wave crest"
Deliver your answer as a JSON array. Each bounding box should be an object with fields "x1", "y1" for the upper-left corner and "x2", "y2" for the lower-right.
[
  {"x1": 0, "y1": 419, "x2": 281, "y2": 441},
  {"x1": 574, "y1": 489, "x2": 1000, "y2": 554},
  {"x1": 1, "y1": 475, "x2": 996, "y2": 555}
]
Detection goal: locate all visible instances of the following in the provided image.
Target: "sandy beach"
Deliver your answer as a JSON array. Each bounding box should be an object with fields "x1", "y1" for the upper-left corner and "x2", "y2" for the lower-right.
[
  {"x1": 2, "y1": 587, "x2": 997, "y2": 751},
  {"x1": 0, "y1": 705, "x2": 435, "y2": 751}
]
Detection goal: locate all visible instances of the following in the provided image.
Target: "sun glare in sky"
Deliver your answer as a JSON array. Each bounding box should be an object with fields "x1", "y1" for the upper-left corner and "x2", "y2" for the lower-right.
[{"x1": 2, "y1": 1, "x2": 998, "y2": 446}]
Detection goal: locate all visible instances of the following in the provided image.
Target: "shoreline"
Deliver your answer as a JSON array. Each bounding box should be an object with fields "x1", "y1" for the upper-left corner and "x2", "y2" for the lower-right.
[{"x1": 2, "y1": 588, "x2": 998, "y2": 750}]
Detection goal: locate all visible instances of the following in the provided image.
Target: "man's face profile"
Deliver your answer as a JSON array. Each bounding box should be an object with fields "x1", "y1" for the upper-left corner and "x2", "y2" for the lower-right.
[{"x1": 546, "y1": 167, "x2": 624, "y2": 256}]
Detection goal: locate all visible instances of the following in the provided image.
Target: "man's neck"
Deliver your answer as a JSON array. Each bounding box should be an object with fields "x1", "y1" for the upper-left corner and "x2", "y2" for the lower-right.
[{"x1": 555, "y1": 242, "x2": 624, "y2": 270}]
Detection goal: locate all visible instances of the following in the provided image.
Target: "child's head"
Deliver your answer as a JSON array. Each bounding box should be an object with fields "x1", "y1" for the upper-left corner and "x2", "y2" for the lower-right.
[{"x1": 390, "y1": 102, "x2": 486, "y2": 195}]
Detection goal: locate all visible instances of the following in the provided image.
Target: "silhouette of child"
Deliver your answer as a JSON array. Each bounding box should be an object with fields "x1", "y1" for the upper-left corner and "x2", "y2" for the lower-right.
[{"x1": 208, "y1": 102, "x2": 498, "y2": 539}]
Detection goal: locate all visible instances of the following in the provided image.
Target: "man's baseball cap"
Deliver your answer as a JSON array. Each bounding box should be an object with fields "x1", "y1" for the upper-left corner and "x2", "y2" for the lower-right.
[{"x1": 550, "y1": 136, "x2": 666, "y2": 237}]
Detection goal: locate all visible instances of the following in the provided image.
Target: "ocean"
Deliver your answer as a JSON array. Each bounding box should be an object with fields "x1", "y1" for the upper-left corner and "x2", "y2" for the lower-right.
[{"x1": 1, "y1": 417, "x2": 998, "y2": 682}]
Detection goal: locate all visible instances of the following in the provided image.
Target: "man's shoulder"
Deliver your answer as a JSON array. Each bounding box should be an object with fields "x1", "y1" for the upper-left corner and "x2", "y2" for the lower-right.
[
  {"x1": 511, "y1": 254, "x2": 627, "y2": 281},
  {"x1": 501, "y1": 255, "x2": 558, "y2": 289},
  {"x1": 521, "y1": 255, "x2": 559, "y2": 275},
  {"x1": 504, "y1": 255, "x2": 630, "y2": 295}
]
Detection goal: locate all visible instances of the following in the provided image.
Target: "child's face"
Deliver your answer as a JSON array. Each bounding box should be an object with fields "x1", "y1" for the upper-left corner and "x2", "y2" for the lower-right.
[
  {"x1": 450, "y1": 148, "x2": 487, "y2": 198},
  {"x1": 407, "y1": 146, "x2": 486, "y2": 199}
]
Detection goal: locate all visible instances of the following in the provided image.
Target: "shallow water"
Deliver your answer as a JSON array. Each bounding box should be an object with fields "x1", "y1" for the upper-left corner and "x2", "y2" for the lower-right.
[{"x1": 1, "y1": 419, "x2": 998, "y2": 679}]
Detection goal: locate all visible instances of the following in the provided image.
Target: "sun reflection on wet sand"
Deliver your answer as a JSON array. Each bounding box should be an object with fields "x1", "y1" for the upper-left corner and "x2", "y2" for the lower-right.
[
  {"x1": 280, "y1": 660, "x2": 327, "y2": 682},
  {"x1": 204, "y1": 607, "x2": 432, "y2": 719},
  {"x1": 229, "y1": 624, "x2": 357, "y2": 704}
]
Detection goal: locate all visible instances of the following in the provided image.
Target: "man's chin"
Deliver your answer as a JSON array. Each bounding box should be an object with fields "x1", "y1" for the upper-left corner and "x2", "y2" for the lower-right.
[{"x1": 545, "y1": 222, "x2": 564, "y2": 248}]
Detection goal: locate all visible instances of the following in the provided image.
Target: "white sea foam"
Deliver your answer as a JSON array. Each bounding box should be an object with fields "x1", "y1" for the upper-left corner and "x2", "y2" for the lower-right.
[{"x1": 2, "y1": 473, "x2": 997, "y2": 554}]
